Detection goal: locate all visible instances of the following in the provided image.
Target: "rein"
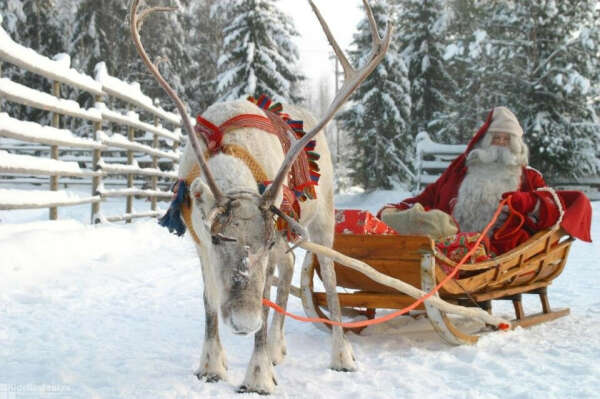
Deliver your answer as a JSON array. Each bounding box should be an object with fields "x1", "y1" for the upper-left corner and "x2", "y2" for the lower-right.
[{"x1": 262, "y1": 198, "x2": 512, "y2": 331}]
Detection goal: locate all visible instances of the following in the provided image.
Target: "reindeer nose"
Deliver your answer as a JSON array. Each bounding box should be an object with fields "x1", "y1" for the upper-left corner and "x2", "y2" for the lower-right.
[{"x1": 230, "y1": 311, "x2": 262, "y2": 335}]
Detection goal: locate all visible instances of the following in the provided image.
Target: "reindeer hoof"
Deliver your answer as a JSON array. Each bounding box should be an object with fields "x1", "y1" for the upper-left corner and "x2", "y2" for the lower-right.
[
  {"x1": 331, "y1": 367, "x2": 353, "y2": 373},
  {"x1": 237, "y1": 385, "x2": 271, "y2": 396},
  {"x1": 195, "y1": 372, "x2": 223, "y2": 383}
]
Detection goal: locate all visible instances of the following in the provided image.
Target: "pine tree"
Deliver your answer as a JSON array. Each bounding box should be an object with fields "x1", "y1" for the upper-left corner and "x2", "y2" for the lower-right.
[
  {"x1": 215, "y1": 0, "x2": 305, "y2": 103},
  {"x1": 0, "y1": 0, "x2": 68, "y2": 124},
  {"x1": 337, "y1": 0, "x2": 411, "y2": 190},
  {"x1": 479, "y1": 0, "x2": 600, "y2": 177},
  {"x1": 183, "y1": 0, "x2": 225, "y2": 114},
  {"x1": 70, "y1": 0, "x2": 132, "y2": 104},
  {"x1": 395, "y1": 0, "x2": 459, "y2": 143},
  {"x1": 70, "y1": 0, "x2": 222, "y2": 116},
  {"x1": 428, "y1": 0, "x2": 492, "y2": 143}
]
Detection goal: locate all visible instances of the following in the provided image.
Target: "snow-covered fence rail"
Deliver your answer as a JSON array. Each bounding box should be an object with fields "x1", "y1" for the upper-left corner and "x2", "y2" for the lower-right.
[
  {"x1": 92, "y1": 63, "x2": 182, "y2": 223},
  {"x1": 0, "y1": 24, "x2": 182, "y2": 223},
  {"x1": 550, "y1": 177, "x2": 600, "y2": 201},
  {"x1": 414, "y1": 132, "x2": 466, "y2": 193}
]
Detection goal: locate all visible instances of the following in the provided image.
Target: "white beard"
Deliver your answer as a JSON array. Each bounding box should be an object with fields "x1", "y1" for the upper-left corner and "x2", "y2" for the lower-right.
[{"x1": 452, "y1": 146, "x2": 523, "y2": 234}]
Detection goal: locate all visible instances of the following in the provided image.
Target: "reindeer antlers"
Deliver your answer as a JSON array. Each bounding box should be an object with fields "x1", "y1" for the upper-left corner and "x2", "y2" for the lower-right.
[
  {"x1": 261, "y1": 0, "x2": 392, "y2": 206},
  {"x1": 130, "y1": 0, "x2": 390, "y2": 213},
  {"x1": 129, "y1": 0, "x2": 225, "y2": 204}
]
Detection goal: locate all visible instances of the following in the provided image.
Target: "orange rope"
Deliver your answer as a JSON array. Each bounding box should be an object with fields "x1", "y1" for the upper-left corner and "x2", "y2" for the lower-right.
[{"x1": 263, "y1": 198, "x2": 511, "y2": 330}]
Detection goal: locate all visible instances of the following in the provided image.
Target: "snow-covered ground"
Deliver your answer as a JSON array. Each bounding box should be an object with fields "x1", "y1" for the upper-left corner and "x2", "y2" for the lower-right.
[{"x1": 1, "y1": 187, "x2": 598, "y2": 398}]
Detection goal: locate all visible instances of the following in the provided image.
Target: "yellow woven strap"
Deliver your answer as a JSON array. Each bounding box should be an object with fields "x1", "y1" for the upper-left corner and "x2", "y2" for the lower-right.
[{"x1": 181, "y1": 144, "x2": 269, "y2": 244}]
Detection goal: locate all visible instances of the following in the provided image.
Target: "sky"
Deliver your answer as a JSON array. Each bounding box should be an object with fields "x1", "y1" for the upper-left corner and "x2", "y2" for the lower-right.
[{"x1": 278, "y1": 0, "x2": 364, "y2": 93}]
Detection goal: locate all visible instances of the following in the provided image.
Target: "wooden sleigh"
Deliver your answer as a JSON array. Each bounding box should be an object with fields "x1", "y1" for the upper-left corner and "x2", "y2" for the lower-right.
[{"x1": 301, "y1": 228, "x2": 574, "y2": 345}]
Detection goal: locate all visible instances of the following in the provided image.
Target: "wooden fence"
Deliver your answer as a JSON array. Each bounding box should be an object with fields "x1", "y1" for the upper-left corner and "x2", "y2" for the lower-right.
[{"x1": 0, "y1": 25, "x2": 183, "y2": 223}]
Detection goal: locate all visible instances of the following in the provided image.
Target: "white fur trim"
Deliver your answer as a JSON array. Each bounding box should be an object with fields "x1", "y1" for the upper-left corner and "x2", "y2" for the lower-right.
[
  {"x1": 488, "y1": 106, "x2": 523, "y2": 137},
  {"x1": 535, "y1": 186, "x2": 565, "y2": 229},
  {"x1": 526, "y1": 166, "x2": 543, "y2": 178}
]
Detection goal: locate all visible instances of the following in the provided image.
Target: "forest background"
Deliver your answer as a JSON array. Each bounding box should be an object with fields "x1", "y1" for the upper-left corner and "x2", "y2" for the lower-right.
[{"x1": 1, "y1": 0, "x2": 599, "y2": 190}]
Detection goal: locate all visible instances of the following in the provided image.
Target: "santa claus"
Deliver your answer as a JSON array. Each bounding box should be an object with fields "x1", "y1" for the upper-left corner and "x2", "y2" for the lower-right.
[{"x1": 379, "y1": 106, "x2": 592, "y2": 254}]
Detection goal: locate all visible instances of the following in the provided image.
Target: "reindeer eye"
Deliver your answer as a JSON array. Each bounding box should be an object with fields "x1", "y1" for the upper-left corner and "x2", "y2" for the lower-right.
[
  {"x1": 268, "y1": 240, "x2": 276, "y2": 250},
  {"x1": 212, "y1": 234, "x2": 238, "y2": 245}
]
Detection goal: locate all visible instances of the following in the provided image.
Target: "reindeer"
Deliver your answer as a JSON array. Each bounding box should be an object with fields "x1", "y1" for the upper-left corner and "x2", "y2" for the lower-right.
[{"x1": 130, "y1": 0, "x2": 391, "y2": 394}]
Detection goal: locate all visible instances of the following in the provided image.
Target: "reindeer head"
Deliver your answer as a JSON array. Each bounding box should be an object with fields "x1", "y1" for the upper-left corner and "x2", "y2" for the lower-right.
[
  {"x1": 130, "y1": 0, "x2": 391, "y2": 336},
  {"x1": 190, "y1": 175, "x2": 276, "y2": 335}
]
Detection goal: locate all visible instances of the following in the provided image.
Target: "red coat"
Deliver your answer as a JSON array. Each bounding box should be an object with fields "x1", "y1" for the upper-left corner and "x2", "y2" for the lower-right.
[{"x1": 379, "y1": 110, "x2": 592, "y2": 252}]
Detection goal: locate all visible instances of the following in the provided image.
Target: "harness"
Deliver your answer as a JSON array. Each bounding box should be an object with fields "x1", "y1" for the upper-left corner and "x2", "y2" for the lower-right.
[{"x1": 160, "y1": 95, "x2": 321, "y2": 243}]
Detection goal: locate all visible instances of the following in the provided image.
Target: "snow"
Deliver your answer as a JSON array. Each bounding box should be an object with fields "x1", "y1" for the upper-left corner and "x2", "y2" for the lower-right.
[
  {"x1": 0, "y1": 188, "x2": 99, "y2": 209},
  {"x1": 0, "y1": 25, "x2": 103, "y2": 95},
  {"x1": 0, "y1": 186, "x2": 598, "y2": 398},
  {"x1": 95, "y1": 102, "x2": 182, "y2": 143},
  {"x1": 0, "y1": 150, "x2": 91, "y2": 176},
  {"x1": 416, "y1": 132, "x2": 466, "y2": 155},
  {"x1": 0, "y1": 78, "x2": 102, "y2": 122},
  {"x1": 98, "y1": 131, "x2": 180, "y2": 161},
  {"x1": 0, "y1": 113, "x2": 103, "y2": 149},
  {"x1": 94, "y1": 62, "x2": 181, "y2": 126}
]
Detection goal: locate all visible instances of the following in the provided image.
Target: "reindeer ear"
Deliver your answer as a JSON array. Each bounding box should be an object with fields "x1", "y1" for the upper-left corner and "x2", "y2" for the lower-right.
[{"x1": 190, "y1": 177, "x2": 216, "y2": 215}]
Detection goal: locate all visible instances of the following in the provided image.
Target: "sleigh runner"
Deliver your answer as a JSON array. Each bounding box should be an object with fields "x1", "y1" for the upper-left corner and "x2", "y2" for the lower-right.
[{"x1": 297, "y1": 223, "x2": 573, "y2": 345}]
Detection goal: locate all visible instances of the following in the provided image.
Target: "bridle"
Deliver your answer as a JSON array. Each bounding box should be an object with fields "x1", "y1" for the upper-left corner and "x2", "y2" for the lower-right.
[{"x1": 207, "y1": 190, "x2": 278, "y2": 249}]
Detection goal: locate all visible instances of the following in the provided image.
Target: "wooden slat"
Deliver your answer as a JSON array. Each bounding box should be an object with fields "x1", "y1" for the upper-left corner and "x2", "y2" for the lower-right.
[
  {"x1": 435, "y1": 267, "x2": 498, "y2": 295},
  {"x1": 0, "y1": 191, "x2": 102, "y2": 210},
  {"x1": 333, "y1": 234, "x2": 433, "y2": 260},
  {"x1": 98, "y1": 188, "x2": 172, "y2": 199},
  {"x1": 421, "y1": 160, "x2": 451, "y2": 170},
  {"x1": 313, "y1": 292, "x2": 425, "y2": 310},
  {"x1": 99, "y1": 131, "x2": 179, "y2": 160},
  {"x1": 104, "y1": 210, "x2": 163, "y2": 222},
  {"x1": 0, "y1": 36, "x2": 104, "y2": 95},
  {"x1": 99, "y1": 106, "x2": 181, "y2": 142},
  {"x1": 511, "y1": 308, "x2": 570, "y2": 329},
  {"x1": 0, "y1": 152, "x2": 100, "y2": 177},
  {"x1": 100, "y1": 83, "x2": 180, "y2": 125},
  {"x1": 98, "y1": 162, "x2": 177, "y2": 179},
  {"x1": 470, "y1": 282, "x2": 550, "y2": 302},
  {"x1": 0, "y1": 78, "x2": 102, "y2": 122},
  {"x1": 0, "y1": 113, "x2": 104, "y2": 149},
  {"x1": 328, "y1": 259, "x2": 423, "y2": 292},
  {"x1": 420, "y1": 174, "x2": 439, "y2": 184}
]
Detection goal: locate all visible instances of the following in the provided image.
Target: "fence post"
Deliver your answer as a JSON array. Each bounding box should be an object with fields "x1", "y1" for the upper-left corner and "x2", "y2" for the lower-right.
[
  {"x1": 126, "y1": 105, "x2": 135, "y2": 222},
  {"x1": 92, "y1": 94, "x2": 103, "y2": 224},
  {"x1": 0, "y1": 61, "x2": 3, "y2": 111},
  {"x1": 49, "y1": 81, "x2": 61, "y2": 220},
  {"x1": 151, "y1": 113, "x2": 159, "y2": 211}
]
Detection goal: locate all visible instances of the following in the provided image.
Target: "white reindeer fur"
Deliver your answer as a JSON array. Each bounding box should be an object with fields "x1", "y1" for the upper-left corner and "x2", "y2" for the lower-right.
[
  {"x1": 179, "y1": 100, "x2": 334, "y2": 226},
  {"x1": 181, "y1": 99, "x2": 352, "y2": 393}
]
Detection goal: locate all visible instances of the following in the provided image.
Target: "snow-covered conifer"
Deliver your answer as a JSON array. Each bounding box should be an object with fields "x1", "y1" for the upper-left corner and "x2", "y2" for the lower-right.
[
  {"x1": 215, "y1": 0, "x2": 305, "y2": 103},
  {"x1": 395, "y1": 0, "x2": 458, "y2": 143},
  {"x1": 479, "y1": 1, "x2": 600, "y2": 177},
  {"x1": 337, "y1": 0, "x2": 411, "y2": 189}
]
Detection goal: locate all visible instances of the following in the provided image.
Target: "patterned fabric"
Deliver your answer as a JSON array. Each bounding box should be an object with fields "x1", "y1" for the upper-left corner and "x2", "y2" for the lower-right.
[
  {"x1": 435, "y1": 232, "x2": 493, "y2": 277},
  {"x1": 248, "y1": 94, "x2": 320, "y2": 201},
  {"x1": 335, "y1": 209, "x2": 397, "y2": 235}
]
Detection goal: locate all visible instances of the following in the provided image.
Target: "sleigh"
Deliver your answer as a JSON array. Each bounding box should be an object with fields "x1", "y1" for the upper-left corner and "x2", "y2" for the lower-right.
[{"x1": 301, "y1": 227, "x2": 574, "y2": 345}]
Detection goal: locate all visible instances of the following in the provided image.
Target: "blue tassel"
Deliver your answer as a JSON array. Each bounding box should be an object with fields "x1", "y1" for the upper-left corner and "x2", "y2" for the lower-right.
[{"x1": 159, "y1": 180, "x2": 187, "y2": 236}]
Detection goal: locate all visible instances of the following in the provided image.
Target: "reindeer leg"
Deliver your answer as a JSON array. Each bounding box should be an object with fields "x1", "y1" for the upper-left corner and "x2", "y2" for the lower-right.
[
  {"x1": 306, "y1": 213, "x2": 357, "y2": 372},
  {"x1": 195, "y1": 290, "x2": 228, "y2": 382},
  {"x1": 268, "y1": 245, "x2": 294, "y2": 365},
  {"x1": 194, "y1": 248, "x2": 227, "y2": 383},
  {"x1": 239, "y1": 263, "x2": 278, "y2": 394},
  {"x1": 315, "y1": 253, "x2": 357, "y2": 371}
]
